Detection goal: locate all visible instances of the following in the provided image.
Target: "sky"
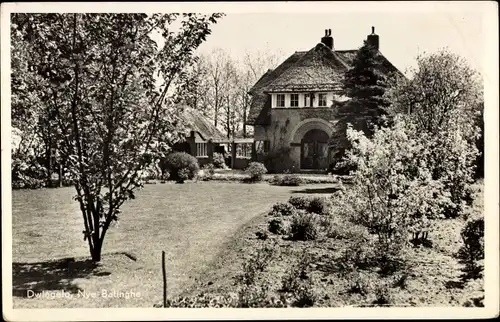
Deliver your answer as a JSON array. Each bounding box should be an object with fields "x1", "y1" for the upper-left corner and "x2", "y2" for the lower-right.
[{"x1": 193, "y1": 10, "x2": 485, "y2": 77}]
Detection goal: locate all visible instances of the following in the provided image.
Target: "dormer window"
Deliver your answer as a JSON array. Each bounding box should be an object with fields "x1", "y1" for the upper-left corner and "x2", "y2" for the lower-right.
[
  {"x1": 276, "y1": 94, "x2": 285, "y2": 107},
  {"x1": 290, "y1": 94, "x2": 299, "y2": 107},
  {"x1": 318, "y1": 93, "x2": 327, "y2": 107}
]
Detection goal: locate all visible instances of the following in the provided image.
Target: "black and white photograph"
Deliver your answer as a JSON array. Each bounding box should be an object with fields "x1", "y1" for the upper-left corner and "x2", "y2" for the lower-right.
[{"x1": 1, "y1": 1, "x2": 499, "y2": 320}]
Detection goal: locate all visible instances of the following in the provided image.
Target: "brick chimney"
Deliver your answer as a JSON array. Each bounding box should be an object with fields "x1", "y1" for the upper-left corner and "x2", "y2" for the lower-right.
[
  {"x1": 321, "y1": 29, "x2": 334, "y2": 50},
  {"x1": 366, "y1": 26, "x2": 379, "y2": 50}
]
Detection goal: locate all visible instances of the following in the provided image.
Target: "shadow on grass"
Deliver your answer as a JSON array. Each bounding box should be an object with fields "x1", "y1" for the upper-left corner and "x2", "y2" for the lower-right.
[
  {"x1": 291, "y1": 187, "x2": 341, "y2": 194},
  {"x1": 12, "y1": 257, "x2": 100, "y2": 298}
]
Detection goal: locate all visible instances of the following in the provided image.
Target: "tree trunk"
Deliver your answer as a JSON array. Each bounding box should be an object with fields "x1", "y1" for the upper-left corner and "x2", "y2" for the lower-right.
[
  {"x1": 58, "y1": 162, "x2": 63, "y2": 187},
  {"x1": 47, "y1": 140, "x2": 52, "y2": 188},
  {"x1": 243, "y1": 94, "x2": 247, "y2": 138},
  {"x1": 91, "y1": 244, "x2": 102, "y2": 262}
]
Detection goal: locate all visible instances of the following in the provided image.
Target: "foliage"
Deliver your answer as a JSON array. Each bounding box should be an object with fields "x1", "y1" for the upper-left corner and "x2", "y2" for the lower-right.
[
  {"x1": 11, "y1": 152, "x2": 47, "y2": 189},
  {"x1": 268, "y1": 202, "x2": 296, "y2": 217},
  {"x1": 373, "y1": 282, "x2": 392, "y2": 306},
  {"x1": 289, "y1": 212, "x2": 320, "y2": 241},
  {"x1": 199, "y1": 163, "x2": 215, "y2": 181},
  {"x1": 236, "y1": 283, "x2": 285, "y2": 308},
  {"x1": 334, "y1": 118, "x2": 439, "y2": 267},
  {"x1": 237, "y1": 242, "x2": 277, "y2": 286},
  {"x1": 326, "y1": 215, "x2": 370, "y2": 241},
  {"x1": 160, "y1": 152, "x2": 200, "y2": 183},
  {"x1": 457, "y1": 216, "x2": 484, "y2": 279},
  {"x1": 306, "y1": 196, "x2": 331, "y2": 215},
  {"x1": 268, "y1": 218, "x2": 289, "y2": 235},
  {"x1": 162, "y1": 293, "x2": 237, "y2": 308},
  {"x1": 160, "y1": 288, "x2": 286, "y2": 308},
  {"x1": 346, "y1": 271, "x2": 372, "y2": 295},
  {"x1": 269, "y1": 174, "x2": 303, "y2": 186},
  {"x1": 280, "y1": 252, "x2": 317, "y2": 307},
  {"x1": 386, "y1": 49, "x2": 482, "y2": 139},
  {"x1": 245, "y1": 162, "x2": 267, "y2": 182},
  {"x1": 386, "y1": 49, "x2": 482, "y2": 216},
  {"x1": 288, "y1": 196, "x2": 310, "y2": 210},
  {"x1": 212, "y1": 152, "x2": 226, "y2": 169},
  {"x1": 255, "y1": 230, "x2": 269, "y2": 240},
  {"x1": 338, "y1": 237, "x2": 377, "y2": 272},
  {"x1": 342, "y1": 41, "x2": 392, "y2": 132},
  {"x1": 474, "y1": 103, "x2": 484, "y2": 179},
  {"x1": 261, "y1": 146, "x2": 292, "y2": 173},
  {"x1": 11, "y1": 13, "x2": 223, "y2": 261},
  {"x1": 178, "y1": 168, "x2": 192, "y2": 183}
]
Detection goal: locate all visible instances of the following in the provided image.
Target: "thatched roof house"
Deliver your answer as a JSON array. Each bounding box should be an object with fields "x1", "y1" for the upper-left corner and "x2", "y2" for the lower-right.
[
  {"x1": 247, "y1": 28, "x2": 401, "y2": 125},
  {"x1": 179, "y1": 107, "x2": 225, "y2": 141},
  {"x1": 246, "y1": 27, "x2": 403, "y2": 173}
]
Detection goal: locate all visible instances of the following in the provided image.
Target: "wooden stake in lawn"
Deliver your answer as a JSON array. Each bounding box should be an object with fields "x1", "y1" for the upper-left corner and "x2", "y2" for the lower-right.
[{"x1": 162, "y1": 250, "x2": 167, "y2": 307}]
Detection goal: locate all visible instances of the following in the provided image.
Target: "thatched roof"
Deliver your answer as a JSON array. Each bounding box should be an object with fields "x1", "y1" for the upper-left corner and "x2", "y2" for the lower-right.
[
  {"x1": 180, "y1": 107, "x2": 225, "y2": 141},
  {"x1": 264, "y1": 43, "x2": 350, "y2": 93},
  {"x1": 246, "y1": 41, "x2": 402, "y2": 125}
]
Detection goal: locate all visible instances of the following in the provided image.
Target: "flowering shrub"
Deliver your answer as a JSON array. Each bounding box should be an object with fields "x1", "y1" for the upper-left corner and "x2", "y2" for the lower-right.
[
  {"x1": 245, "y1": 162, "x2": 267, "y2": 182},
  {"x1": 336, "y1": 118, "x2": 439, "y2": 264}
]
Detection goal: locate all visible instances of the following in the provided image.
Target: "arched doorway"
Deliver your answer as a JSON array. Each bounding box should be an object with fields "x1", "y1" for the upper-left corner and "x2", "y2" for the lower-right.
[{"x1": 301, "y1": 129, "x2": 329, "y2": 169}]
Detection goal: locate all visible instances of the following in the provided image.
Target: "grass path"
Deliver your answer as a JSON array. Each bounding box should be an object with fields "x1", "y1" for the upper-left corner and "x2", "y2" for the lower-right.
[{"x1": 12, "y1": 181, "x2": 335, "y2": 308}]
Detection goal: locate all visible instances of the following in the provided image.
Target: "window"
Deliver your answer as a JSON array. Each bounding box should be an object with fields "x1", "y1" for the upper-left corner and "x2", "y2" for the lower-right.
[
  {"x1": 196, "y1": 143, "x2": 208, "y2": 157},
  {"x1": 255, "y1": 140, "x2": 270, "y2": 154},
  {"x1": 290, "y1": 94, "x2": 299, "y2": 107},
  {"x1": 236, "y1": 143, "x2": 252, "y2": 158},
  {"x1": 304, "y1": 93, "x2": 310, "y2": 107},
  {"x1": 276, "y1": 94, "x2": 285, "y2": 107},
  {"x1": 318, "y1": 93, "x2": 327, "y2": 107}
]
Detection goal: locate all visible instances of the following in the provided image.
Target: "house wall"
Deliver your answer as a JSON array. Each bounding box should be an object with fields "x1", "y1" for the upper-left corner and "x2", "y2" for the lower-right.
[{"x1": 254, "y1": 108, "x2": 338, "y2": 172}]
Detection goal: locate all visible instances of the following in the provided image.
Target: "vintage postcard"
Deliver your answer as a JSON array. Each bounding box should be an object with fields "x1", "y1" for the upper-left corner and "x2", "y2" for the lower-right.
[{"x1": 1, "y1": 1, "x2": 498, "y2": 321}]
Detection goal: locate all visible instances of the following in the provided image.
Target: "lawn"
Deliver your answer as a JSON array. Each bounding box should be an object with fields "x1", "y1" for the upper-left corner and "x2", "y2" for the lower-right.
[{"x1": 11, "y1": 181, "x2": 336, "y2": 308}]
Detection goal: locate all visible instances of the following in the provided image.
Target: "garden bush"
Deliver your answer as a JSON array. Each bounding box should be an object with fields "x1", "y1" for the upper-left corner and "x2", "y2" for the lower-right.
[
  {"x1": 268, "y1": 202, "x2": 296, "y2": 217},
  {"x1": 199, "y1": 163, "x2": 215, "y2": 181},
  {"x1": 457, "y1": 216, "x2": 484, "y2": 279},
  {"x1": 11, "y1": 153, "x2": 47, "y2": 189},
  {"x1": 289, "y1": 212, "x2": 320, "y2": 241},
  {"x1": 306, "y1": 196, "x2": 330, "y2": 215},
  {"x1": 160, "y1": 152, "x2": 199, "y2": 183},
  {"x1": 212, "y1": 152, "x2": 226, "y2": 169},
  {"x1": 269, "y1": 174, "x2": 303, "y2": 186},
  {"x1": 268, "y1": 218, "x2": 289, "y2": 235},
  {"x1": 245, "y1": 162, "x2": 267, "y2": 182},
  {"x1": 288, "y1": 196, "x2": 310, "y2": 210}
]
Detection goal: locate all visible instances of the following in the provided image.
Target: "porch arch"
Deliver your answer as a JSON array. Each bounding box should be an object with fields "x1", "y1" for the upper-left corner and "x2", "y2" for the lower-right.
[{"x1": 289, "y1": 118, "x2": 334, "y2": 144}]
